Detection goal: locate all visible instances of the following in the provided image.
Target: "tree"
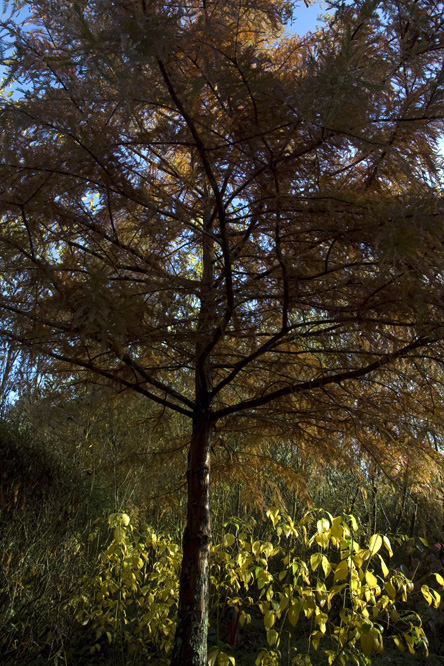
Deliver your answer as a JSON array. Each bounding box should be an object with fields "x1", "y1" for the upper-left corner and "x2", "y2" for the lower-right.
[{"x1": 1, "y1": 0, "x2": 444, "y2": 663}]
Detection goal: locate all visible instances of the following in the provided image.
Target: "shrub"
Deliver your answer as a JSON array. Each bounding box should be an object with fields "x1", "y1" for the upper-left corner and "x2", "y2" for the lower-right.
[
  {"x1": 72, "y1": 507, "x2": 443, "y2": 666},
  {"x1": 73, "y1": 512, "x2": 180, "y2": 664}
]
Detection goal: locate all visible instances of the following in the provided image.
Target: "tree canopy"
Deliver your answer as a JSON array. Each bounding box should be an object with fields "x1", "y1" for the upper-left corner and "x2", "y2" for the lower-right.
[{"x1": 1, "y1": 0, "x2": 444, "y2": 663}]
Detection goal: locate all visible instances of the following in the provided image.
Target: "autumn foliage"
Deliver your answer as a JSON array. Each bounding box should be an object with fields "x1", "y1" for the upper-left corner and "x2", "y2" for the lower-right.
[{"x1": 1, "y1": 0, "x2": 444, "y2": 663}]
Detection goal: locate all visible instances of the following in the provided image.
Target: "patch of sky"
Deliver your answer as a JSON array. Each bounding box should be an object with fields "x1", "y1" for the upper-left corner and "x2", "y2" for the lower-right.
[
  {"x1": 81, "y1": 191, "x2": 101, "y2": 212},
  {"x1": 287, "y1": 0, "x2": 328, "y2": 36}
]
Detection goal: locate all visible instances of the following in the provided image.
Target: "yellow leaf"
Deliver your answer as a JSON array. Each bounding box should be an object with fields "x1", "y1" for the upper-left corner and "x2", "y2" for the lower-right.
[
  {"x1": 261, "y1": 542, "x2": 274, "y2": 558},
  {"x1": 223, "y1": 533, "x2": 236, "y2": 548},
  {"x1": 264, "y1": 610, "x2": 275, "y2": 629},
  {"x1": 331, "y1": 516, "x2": 343, "y2": 540},
  {"x1": 349, "y1": 514, "x2": 359, "y2": 531},
  {"x1": 317, "y1": 517, "x2": 330, "y2": 533},
  {"x1": 267, "y1": 507, "x2": 280, "y2": 527},
  {"x1": 334, "y1": 560, "x2": 349, "y2": 583},
  {"x1": 288, "y1": 601, "x2": 301, "y2": 626},
  {"x1": 252, "y1": 541, "x2": 261, "y2": 557},
  {"x1": 315, "y1": 609, "x2": 328, "y2": 633},
  {"x1": 434, "y1": 573, "x2": 444, "y2": 587},
  {"x1": 404, "y1": 634, "x2": 415, "y2": 654},
  {"x1": 421, "y1": 585, "x2": 433, "y2": 606},
  {"x1": 369, "y1": 534, "x2": 382, "y2": 555},
  {"x1": 315, "y1": 533, "x2": 330, "y2": 549},
  {"x1": 239, "y1": 611, "x2": 250, "y2": 626},
  {"x1": 279, "y1": 594, "x2": 289, "y2": 612},
  {"x1": 114, "y1": 526, "x2": 125, "y2": 543},
  {"x1": 311, "y1": 630, "x2": 323, "y2": 650},
  {"x1": 360, "y1": 632, "x2": 373, "y2": 656},
  {"x1": 267, "y1": 629, "x2": 279, "y2": 646},
  {"x1": 393, "y1": 635, "x2": 405, "y2": 652},
  {"x1": 365, "y1": 570, "x2": 378, "y2": 589},
  {"x1": 322, "y1": 555, "x2": 331, "y2": 577},
  {"x1": 339, "y1": 608, "x2": 350, "y2": 624},
  {"x1": 383, "y1": 536, "x2": 393, "y2": 557},
  {"x1": 390, "y1": 608, "x2": 399, "y2": 623},
  {"x1": 372, "y1": 630, "x2": 383, "y2": 654},
  {"x1": 310, "y1": 552, "x2": 322, "y2": 572},
  {"x1": 378, "y1": 554, "x2": 389, "y2": 578},
  {"x1": 384, "y1": 581, "x2": 396, "y2": 600},
  {"x1": 209, "y1": 649, "x2": 235, "y2": 666},
  {"x1": 302, "y1": 596, "x2": 316, "y2": 618}
]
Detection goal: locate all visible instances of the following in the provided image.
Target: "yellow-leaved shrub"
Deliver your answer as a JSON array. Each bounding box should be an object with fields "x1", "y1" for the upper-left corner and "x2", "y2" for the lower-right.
[
  {"x1": 72, "y1": 512, "x2": 180, "y2": 663},
  {"x1": 72, "y1": 508, "x2": 442, "y2": 665}
]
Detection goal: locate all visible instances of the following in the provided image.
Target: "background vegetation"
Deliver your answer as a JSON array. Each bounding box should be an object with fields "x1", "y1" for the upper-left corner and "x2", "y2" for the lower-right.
[{"x1": 1, "y1": 369, "x2": 444, "y2": 665}]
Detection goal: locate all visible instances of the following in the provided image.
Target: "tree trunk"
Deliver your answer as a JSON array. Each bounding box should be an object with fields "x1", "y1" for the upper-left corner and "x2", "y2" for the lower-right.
[
  {"x1": 170, "y1": 412, "x2": 212, "y2": 666},
  {"x1": 171, "y1": 189, "x2": 215, "y2": 665}
]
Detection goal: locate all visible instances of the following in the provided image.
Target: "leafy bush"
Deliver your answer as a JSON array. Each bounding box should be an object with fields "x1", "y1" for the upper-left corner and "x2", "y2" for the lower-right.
[
  {"x1": 72, "y1": 507, "x2": 443, "y2": 665},
  {"x1": 73, "y1": 512, "x2": 180, "y2": 665}
]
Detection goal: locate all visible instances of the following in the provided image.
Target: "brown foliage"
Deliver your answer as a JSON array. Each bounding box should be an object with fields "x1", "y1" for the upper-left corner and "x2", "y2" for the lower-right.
[{"x1": 1, "y1": 0, "x2": 444, "y2": 662}]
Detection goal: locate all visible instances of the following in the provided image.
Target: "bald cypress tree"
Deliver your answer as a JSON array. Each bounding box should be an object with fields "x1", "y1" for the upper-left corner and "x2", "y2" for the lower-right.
[{"x1": 1, "y1": 1, "x2": 444, "y2": 662}]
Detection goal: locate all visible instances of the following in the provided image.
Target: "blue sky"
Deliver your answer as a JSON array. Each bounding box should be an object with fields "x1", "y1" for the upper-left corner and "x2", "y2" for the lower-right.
[{"x1": 288, "y1": 0, "x2": 327, "y2": 35}]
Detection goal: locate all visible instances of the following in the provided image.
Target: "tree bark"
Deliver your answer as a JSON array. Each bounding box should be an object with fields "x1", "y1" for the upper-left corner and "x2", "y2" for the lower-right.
[
  {"x1": 171, "y1": 190, "x2": 215, "y2": 666},
  {"x1": 170, "y1": 412, "x2": 212, "y2": 666}
]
